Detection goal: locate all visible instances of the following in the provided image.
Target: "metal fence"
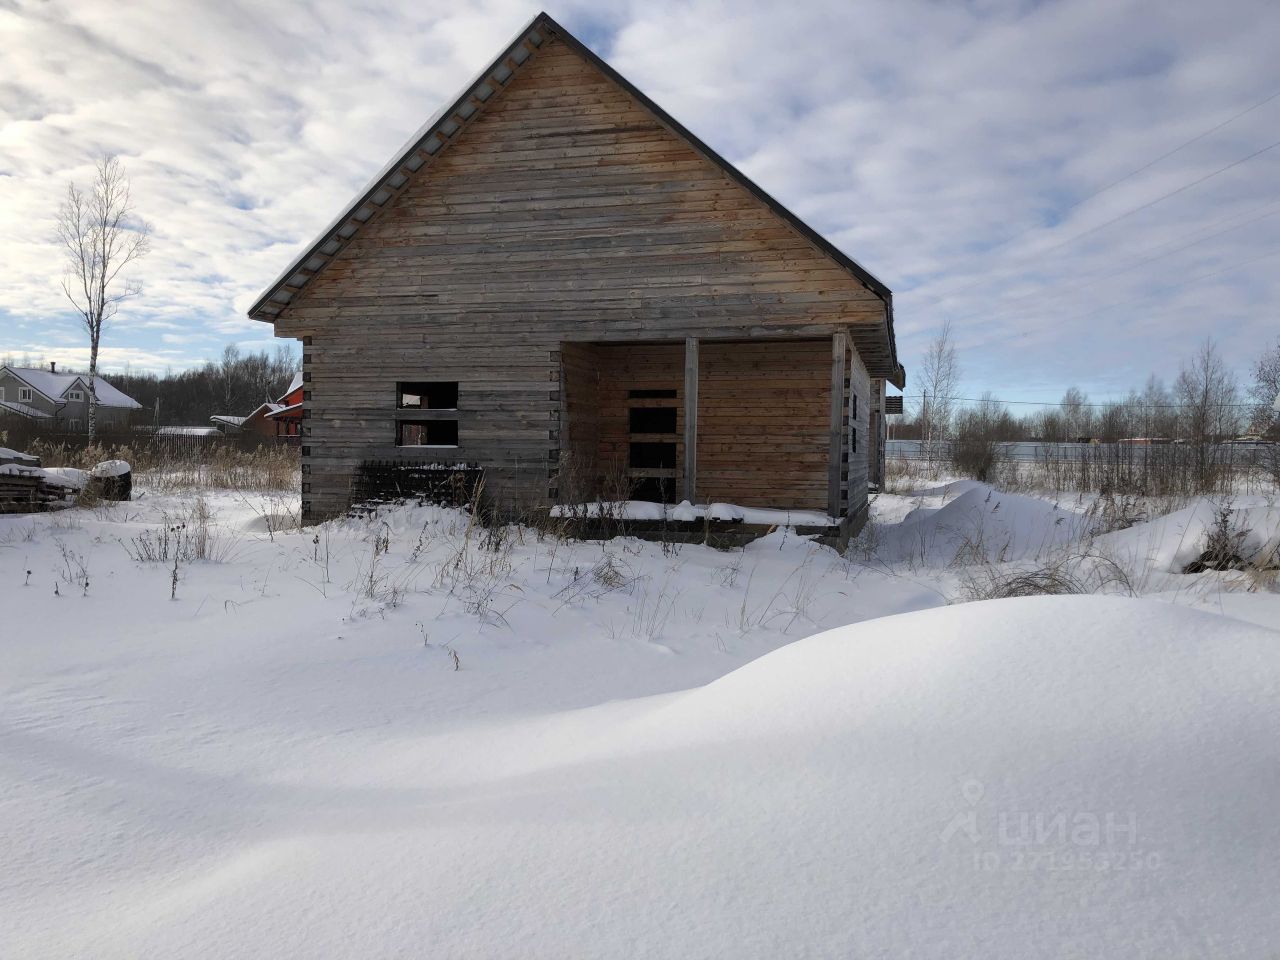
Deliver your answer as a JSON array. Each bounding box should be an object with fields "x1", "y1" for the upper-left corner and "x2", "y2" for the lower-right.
[{"x1": 887, "y1": 439, "x2": 1274, "y2": 465}]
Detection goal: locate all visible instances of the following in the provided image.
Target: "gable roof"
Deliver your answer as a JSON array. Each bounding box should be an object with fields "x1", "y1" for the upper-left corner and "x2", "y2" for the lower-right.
[
  {"x1": 247, "y1": 11, "x2": 902, "y2": 384},
  {"x1": 266, "y1": 401, "x2": 303, "y2": 419},
  {"x1": 243, "y1": 402, "x2": 285, "y2": 423},
  {"x1": 278, "y1": 371, "x2": 303, "y2": 402},
  {"x1": 2, "y1": 367, "x2": 142, "y2": 409},
  {"x1": 0, "y1": 398, "x2": 51, "y2": 419}
]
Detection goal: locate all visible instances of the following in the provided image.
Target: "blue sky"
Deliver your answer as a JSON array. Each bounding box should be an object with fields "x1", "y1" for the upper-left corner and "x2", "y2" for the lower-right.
[{"x1": 2, "y1": 0, "x2": 1279, "y2": 405}]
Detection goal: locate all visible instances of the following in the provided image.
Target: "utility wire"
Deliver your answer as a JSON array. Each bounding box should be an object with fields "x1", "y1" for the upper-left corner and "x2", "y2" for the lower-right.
[
  {"x1": 964, "y1": 238, "x2": 1280, "y2": 334},
  {"x1": 1024, "y1": 136, "x2": 1280, "y2": 260},
  {"x1": 917, "y1": 84, "x2": 1280, "y2": 306},
  {"x1": 971, "y1": 201, "x2": 1280, "y2": 318},
  {"x1": 1064, "y1": 86, "x2": 1280, "y2": 209}
]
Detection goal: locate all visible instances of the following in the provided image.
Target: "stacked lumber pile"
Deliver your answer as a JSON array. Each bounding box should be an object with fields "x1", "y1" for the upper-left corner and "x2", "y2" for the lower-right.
[{"x1": 0, "y1": 448, "x2": 81, "y2": 514}]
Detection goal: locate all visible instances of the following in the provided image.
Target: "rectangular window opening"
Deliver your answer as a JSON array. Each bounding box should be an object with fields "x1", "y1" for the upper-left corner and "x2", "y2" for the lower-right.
[
  {"x1": 398, "y1": 419, "x2": 459, "y2": 447},
  {"x1": 628, "y1": 407, "x2": 677, "y2": 434},
  {"x1": 19, "y1": 387, "x2": 32, "y2": 402},
  {"x1": 631, "y1": 477, "x2": 674, "y2": 503},
  {"x1": 68, "y1": 390, "x2": 84, "y2": 402},
  {"x1": 627, "y1": 388, "x2": 676, "y2": 400},
  {"x1": 629, "y1": 442, "x2": 676, "y2": 469},
  {"x1": 398, "y1": 381, "x2": 458, "y2": 409}
]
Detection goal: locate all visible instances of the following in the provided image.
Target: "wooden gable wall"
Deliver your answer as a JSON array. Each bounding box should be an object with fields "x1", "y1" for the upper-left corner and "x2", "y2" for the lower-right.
[{"x1": 273, "y1": 36, "x2": 882, "y2": 519}]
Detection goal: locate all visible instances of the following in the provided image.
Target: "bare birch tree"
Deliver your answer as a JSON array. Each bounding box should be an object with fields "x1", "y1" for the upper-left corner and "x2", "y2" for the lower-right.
[
  {"x1": 55, "y1": 155, "x2": 151, "y2": 438},
  {"x1": 1248, "y1": 335, "x2": 1280, "y2": 437},
  {"x1": 918, "y1": 320, "x2": 961, "y2": 459},
  {"x1": 1175, "y1": 338, "x2": 1239, "y2": 484}
]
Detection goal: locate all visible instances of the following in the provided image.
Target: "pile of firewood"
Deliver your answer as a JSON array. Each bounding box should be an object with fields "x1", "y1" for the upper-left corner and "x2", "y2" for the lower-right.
[{"x1": 0, "y1": 448, "x2": 81, "y2": 514}]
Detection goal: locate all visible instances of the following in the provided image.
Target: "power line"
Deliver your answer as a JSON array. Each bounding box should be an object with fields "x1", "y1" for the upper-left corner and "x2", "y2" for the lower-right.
[
  {"x1": 970, "y1": 200, "x2": 1280, "y2": 319},
  {"x1": 1026, "y1": 136, "x2": 1280, "y2": 260},
  {"x1": 1041, "y1": 85, "x2": 1280, "y2": 229},
  {"x1": 996, "y1": 240, "x2": 1280, "y2": 332},
  {"x1": 917, "y1": 83, "x2": 1280, "y2": 306}
]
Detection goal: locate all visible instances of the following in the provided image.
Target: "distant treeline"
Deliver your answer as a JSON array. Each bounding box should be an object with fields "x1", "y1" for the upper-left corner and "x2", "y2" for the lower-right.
[
  {"x1": 4, "y1": 346, "x2": 298, "y2": 426},
  {"x1": 108, "y1": 346, "x2": 298, "y2": 425},
  {"x1": 896, "y1": 338, "x2": 1280, "y2": 444}
]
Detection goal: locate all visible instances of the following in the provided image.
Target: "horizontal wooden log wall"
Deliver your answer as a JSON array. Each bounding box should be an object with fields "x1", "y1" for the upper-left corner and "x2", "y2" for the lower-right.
[
  {"x1": 558, "y1": 342, "x2": 601, "y2": 502},
  {"x1": 846, "y1": 347, "x2": 871, "y2": 519},
  {"x1": 590, "y1": 344, "x2": 684, "y2": 494},
  {"x1": 275, "y1": 37, "x2": 887, "y2": 521},
  {"x1": 700, "y1": 340, "x2": 830, "y2": 510}
]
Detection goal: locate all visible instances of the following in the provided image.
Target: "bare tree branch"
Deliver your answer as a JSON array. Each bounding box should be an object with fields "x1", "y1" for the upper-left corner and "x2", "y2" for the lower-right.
[
  {"x1": 918, "y1": 320, "x2": 961, "y2": 459},
  {"x1": 54, "y1": 155, "x2": 151, "y2": 439}
]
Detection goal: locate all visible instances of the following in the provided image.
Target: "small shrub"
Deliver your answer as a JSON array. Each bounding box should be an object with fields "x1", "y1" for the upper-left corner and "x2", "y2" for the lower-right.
[{"x1": 1184, "y1": 501, "x2": 1249, "y2": 572}]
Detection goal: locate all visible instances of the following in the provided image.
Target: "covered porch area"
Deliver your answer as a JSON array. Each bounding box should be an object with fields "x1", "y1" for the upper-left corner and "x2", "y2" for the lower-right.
[{"x1": 556, "y1": 333, "x2": 863, "y2": 530}]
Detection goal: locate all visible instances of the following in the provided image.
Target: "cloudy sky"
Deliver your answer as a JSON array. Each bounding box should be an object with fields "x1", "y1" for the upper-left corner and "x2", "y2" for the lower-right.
[{"x1": 2, "y1": 0, "x2": 1279, "y2": 404}]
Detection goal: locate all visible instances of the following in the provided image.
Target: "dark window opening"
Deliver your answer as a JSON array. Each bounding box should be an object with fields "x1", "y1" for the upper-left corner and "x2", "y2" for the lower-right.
[
  {"x1": 631, "y1": 477, "x2": 674, "y2": 503},
  {"x1": 629, "y1": 407, "x2": 677, "y2": 434},
  {"x1": 629, "y1": 442, "x2": 676, "y2": 469},
  {"x1": 628, "y1": 388, "x2": 676, "y2": 399},
  {"x1": 852, "y1": 426, "x2": 857, "y2": 453},
  {"x1": 398, "y1": 381, "x2": 458, "y2": 409},
  {"x1": 398, "y1": 420, "x2": 459, "y2": 446}
]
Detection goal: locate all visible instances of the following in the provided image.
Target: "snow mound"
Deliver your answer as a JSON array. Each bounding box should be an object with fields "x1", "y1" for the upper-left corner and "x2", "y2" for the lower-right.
[
  {"x1": 16, "y1": 596, "x2": 1272, "y2": 959},
  {"x1": 587, "y1": 596, "x2": 1279, "y2": 955},
  {"x1": 1097, "y1": 499, "x2": 1280, "y2": 572},
  {"x1": 651, "y1": 595, "x2": 1277, "y2": 743},
  {"x1": 880, "y1": 485, "x2": 1088, "y2": 564}
]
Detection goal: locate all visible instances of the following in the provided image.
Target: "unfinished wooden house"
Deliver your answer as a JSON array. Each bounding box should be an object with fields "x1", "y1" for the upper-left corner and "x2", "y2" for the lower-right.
[{"x1": 249, "y1": 12, "x2": 905, "y2": 537}]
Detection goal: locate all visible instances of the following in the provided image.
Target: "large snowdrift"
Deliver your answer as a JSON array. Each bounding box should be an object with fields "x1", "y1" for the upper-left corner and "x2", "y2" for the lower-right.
[
  {"x1": 5, "y1": 581, "x2": 1278, "y2": 957},
  {"x1": 876, "y1": 481, "x2": 1091, "y2": 564},
  {"x1": 1096, "y1": 498, "x2": 1280, "y2": 572}
]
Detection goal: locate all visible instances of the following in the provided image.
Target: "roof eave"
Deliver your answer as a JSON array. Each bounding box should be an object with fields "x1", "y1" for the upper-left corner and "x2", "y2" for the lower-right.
[
  {"x1": 247, "y1": 11, "x2": 899, "y2": 371},
  {"x1": 539, "y1": 12, "x2": 892, "y2": 304},
  {"x1": 247, "y1": 12, "x2": 551, "y2": 322}
]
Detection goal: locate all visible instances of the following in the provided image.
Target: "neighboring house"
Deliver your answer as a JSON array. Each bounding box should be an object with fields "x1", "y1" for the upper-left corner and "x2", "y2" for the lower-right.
[
  {"x1": 213, "y1": 372, "x2": 304, "y2": 439},
  {"x1": 209, "y1": 415, "x2": 247, "y2": 435},
  {"x1": 248, "y1": 12, "x2": 904, "y2": 531},
  {"x1": 0, "y1": 363, "x2": 142, "y2": 429},
  {"x1": 266, "y1": 372, "x2": 304, "y2": 439}
]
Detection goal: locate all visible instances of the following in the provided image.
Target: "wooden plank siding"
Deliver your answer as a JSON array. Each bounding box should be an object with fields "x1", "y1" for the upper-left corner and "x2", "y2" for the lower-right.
[
  {"x1": 700, "y1": 340, "x2": 832, "y2": 510},
  {"x1": 846, "y1": 346, "x2": 871, "y2": 521},
  {"x1": 271, "y1": 36, "x2": 887, "y2": 522},
  {"x1": 550, "y1": 338, "x2": 841, "y2": 512},
  {"x1": 588, "y1": 343, "x2": 684, "y2": 495}
]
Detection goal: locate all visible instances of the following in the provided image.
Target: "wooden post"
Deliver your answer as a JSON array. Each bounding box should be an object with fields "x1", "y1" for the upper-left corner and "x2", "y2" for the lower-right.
[
  {"x1": 828, "y1": 332, "x2": 847, "y2": 517},
  {"x1": 683, "y1": 337, "x2": 698, "y2": 503}
]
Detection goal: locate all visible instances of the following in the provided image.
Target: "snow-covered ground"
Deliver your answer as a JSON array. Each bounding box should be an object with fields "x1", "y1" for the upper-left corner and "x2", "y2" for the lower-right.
[{"x1": 2, "y1": 481, "x2": 1278, "y2": 957}]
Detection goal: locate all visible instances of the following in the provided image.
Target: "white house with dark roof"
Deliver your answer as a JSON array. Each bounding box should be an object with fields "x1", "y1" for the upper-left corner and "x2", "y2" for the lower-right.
[{"x1": 0, "y1": 363, "x2": 143, "y2": 429}]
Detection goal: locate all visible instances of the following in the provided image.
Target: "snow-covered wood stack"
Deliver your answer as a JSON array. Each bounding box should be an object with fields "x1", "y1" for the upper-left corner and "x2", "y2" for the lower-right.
[{"x1": 0, "y1": 448, "x2": 95, "y2": 512}]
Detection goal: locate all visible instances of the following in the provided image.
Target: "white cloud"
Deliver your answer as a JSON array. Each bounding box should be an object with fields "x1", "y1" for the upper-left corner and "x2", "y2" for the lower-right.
[{"x1": 1, "y1": 0, "x2": 1278, "y2": 399}]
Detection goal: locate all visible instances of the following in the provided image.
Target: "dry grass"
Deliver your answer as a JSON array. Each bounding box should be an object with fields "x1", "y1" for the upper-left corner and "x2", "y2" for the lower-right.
[
  {"x1": 21, "y1": 438, "x2": 299, "y2": 492},
  {"x1": 891, "y1": 442, "x2": 1279, "y2": 498}
]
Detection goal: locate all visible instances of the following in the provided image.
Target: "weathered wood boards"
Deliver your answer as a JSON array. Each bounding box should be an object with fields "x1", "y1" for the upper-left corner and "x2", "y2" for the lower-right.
[
  {"x1": 266, "y1": 32, "x2": 891, "y2": 524},
  {"x1": 559, "y1": 338, "x2": 863, "y2": 511},
  {"x1": 684, "y1": 338, "x2": 698, "y2": 503}
]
